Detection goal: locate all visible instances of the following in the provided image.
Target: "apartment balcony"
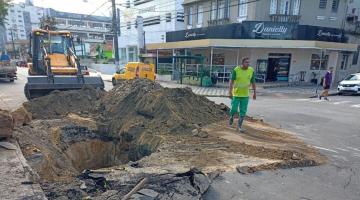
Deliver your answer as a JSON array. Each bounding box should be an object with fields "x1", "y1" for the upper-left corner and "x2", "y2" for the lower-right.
[
  {"x1": 207, "y1": 18, "x2": 230, "y2": 26},
  {"x1": 270, "y1": 14, "x2": 301, "y2": 23}
]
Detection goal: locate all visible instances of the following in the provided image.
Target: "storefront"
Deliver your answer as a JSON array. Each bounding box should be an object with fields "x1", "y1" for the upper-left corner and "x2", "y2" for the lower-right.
[{"x1": 146, "y1": 21, "x2": 358, "y2": 84}]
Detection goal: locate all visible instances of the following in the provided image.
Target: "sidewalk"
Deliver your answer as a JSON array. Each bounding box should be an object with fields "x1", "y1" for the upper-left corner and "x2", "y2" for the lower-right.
[
  {"x1": 0, "y1": 139, "x2": 46, "y2": 200},
  {"x1": 101, "y1": 75, "x2": 338, "y2": 98}
]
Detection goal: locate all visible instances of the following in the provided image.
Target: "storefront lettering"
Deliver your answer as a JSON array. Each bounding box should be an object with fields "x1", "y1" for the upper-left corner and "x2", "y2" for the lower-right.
[
  {"x1": 252, "y1": 22, "x2": 288, "y2": 35},
  {"x1": 317, "y1": 30, "x2": 342, "y2": 39},
  {"x1": 185, "y1": 32, "x2": 206, "y2": 39}
]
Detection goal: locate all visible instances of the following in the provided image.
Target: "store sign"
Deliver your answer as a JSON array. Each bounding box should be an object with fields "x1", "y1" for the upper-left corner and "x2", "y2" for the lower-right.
[
  {"x1": 252, "y1": 22, "x2": 288, "y2": 36},
  {"x1": 317, "y1": 30, "x2": 342, "y2": 39},
  {"x1": 184, "y1": 32, "x2": 206, "y2": 39},
  {"x1": 242, "y1": 21, "x2": 297, "y2": 40}
]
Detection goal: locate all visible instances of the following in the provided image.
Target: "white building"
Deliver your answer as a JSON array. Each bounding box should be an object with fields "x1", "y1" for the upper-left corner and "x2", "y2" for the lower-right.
[
  {"x1": 118, "y1": 0, "x2": 185, "y2": 65},
  {"x1": 3, "y1": 0, "x2": 44, "y2": 42}
]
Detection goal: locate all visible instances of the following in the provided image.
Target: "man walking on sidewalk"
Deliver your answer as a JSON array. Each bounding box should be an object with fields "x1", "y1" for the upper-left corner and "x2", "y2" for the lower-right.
[
  {"x1": 229, "y1": 57, "x2": 256, "y2": 132},
  {"x1": 319, "y1": 67, "x2": 334, "y2": 101}
]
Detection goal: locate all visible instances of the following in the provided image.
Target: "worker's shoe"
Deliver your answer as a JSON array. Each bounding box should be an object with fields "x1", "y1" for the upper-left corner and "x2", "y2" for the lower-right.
[
  {"x1": 237, "y1": 116, "x2": 246, "y2": 133},
  {"x1": 229, "y1": 115, "x2": 234, "y2": 126}
]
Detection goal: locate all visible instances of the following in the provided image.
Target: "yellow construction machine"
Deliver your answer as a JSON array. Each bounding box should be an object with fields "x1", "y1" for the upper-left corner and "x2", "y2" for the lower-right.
[{"x1": 24, "y1": 29, "x2": 104, "y2": 99}]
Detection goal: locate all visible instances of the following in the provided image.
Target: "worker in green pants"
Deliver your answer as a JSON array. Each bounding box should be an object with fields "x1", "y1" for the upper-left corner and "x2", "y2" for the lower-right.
[{"x1": 228, "y1": 57, "x2": 257, "y2": 132}]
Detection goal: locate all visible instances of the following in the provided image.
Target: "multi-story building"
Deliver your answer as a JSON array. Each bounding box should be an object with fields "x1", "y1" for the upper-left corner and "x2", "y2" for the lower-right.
[
  {"x1": 3, "y1": 0, "x2": 44, "y2": 42},
  {"x1": 147, "y1": 0, "x2": 359, "y2": 84},
  {"x1": 118, "y1": 0, "x2": 185, "y2": 65},
  {"x1": 46, "y1": 9, "x2": 113, "y2": 44}
]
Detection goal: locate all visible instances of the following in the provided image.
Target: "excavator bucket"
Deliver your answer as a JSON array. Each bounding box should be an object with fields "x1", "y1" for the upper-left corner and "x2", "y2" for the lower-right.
[{"x1": 24, "y1": 75, "x2": 104, "y2": 100}]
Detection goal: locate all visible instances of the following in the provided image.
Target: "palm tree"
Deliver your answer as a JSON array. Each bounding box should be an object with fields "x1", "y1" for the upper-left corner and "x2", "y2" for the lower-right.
[{"x1": 40, "y1": 16, "x2": 57, "y2": 30}]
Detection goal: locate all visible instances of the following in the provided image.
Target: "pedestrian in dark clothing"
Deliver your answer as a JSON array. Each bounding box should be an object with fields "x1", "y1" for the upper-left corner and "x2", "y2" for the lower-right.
[{"x1": 319, "y1": 67, "x2": 334, "y2": 101}]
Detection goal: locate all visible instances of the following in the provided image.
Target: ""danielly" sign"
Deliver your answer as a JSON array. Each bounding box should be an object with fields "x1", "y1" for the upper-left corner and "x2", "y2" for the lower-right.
[{"x1": 252, "y1": 22, "x2": 288, "y2": 35}]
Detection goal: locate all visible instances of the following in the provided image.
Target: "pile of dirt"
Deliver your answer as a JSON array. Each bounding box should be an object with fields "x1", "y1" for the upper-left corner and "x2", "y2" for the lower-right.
[
  {"x1": 0, "y1": 109, "x2": 13, "y2": 138},
  {"x1": 13, "y1": 79, "x2": 325, "y2": 200},
  {"x1": 22, "y1": 87, "x2": 104, "y2": 119}
]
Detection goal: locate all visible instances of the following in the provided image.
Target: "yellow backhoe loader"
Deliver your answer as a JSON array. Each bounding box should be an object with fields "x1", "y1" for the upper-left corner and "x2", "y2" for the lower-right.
[{"x1": 25, "y1": 29, "x2": 104, "y2": 99}]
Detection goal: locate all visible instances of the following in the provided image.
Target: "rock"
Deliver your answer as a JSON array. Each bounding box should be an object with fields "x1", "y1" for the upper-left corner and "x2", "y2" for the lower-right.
[
  {"x1": 138, "y1": 189, "x2": 159, "y2": 198},
  {"x1": 192, "y1": 173, "x2": 211, "y2": 194},
  {"x1": 11, "y1": 106, "x2": 32, "y2": 126},
  {"x1": 191, "y1": 129, "x2": 199, "y2": 135},
  {"x1": 130, "y1": 193, "x2": 154, "y2": 200},
  {"x1": 80, "y1": 181, "x2": 87, "y2": 190},
  {"x1": 291, "y1": 153, "x2": 302, "y2": 160},
  {"x1": 0, "y1": 109, "x2": 14, "y2": 138},
  {"x1": 0, "y1": 142, "x2": 17, "y2": 150},
  {"x1": 236, "y1": 166, "x2": 254, "y2": 174}
]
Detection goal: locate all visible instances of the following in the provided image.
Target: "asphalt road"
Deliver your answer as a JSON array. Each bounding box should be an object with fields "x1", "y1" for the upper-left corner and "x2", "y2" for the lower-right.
[
  {"x1": 1, "y1": 68, "x2": 360, "y2": 199},
  {"x1": 205, "y1": 96, "x2": 360, "y2": 200}
]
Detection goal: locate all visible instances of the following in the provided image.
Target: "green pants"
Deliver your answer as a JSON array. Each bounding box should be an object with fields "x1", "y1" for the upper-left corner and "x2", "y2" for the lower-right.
[{"x1": 230, "y1": 97, "x2": 249, "y2": 117}]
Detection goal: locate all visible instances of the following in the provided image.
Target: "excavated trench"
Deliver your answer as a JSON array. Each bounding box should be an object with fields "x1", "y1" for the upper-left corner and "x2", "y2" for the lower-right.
[{"x1": 13, "y1": 80, "x2": 326, "y2": 200}]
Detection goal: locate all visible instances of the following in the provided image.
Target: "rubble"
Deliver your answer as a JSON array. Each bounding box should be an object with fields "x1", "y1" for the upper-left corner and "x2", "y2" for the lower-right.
[
  {"x1": 11, "y1": 79, "x2": 326, "y2": 199},
  {"x1": 0, "y1": 109, "x2": 14, "y2": 139}
]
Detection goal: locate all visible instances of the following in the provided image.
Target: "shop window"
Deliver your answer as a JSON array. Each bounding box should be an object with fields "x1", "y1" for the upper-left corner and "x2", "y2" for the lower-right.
[
  {"x1": 310, "y1": 54, "x2": 328, "y2": 70},
  {"x1": 319, "y1": 0, "x2": 327, "y2": 9},
  {"x1": 128, "y1": 46, "x2": 138, "y2": 62},
  {"x1": 120, "y1": 48, "x2": 127, "y2": 62},
  {"x1": 340, "y1": 54, "x2": 349, "y2": 70}
]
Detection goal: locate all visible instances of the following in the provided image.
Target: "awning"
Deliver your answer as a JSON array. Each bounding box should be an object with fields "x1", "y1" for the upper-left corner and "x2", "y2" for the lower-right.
[{"x1": 147, "y1": 39, "x2": 358, "y2": 52}]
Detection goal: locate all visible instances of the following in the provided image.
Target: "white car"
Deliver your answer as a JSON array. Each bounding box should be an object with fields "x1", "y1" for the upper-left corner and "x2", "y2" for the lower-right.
[
  {"x1": 87, "y1": 68, "x2": 102, "y2": 77},
  {"x1": 337, "y1": 73, "x2": 360, "y2": 95}
]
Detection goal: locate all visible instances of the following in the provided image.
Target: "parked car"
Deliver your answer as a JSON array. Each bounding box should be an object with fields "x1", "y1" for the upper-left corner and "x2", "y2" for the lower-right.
[
  {"x1": 87, "y1": 68, "x2": 102, "y2": 77},
  {"x1": 337, "y1": 73, "x2": 360, "y2": 95},
  {"x1": 112, "y1": 62, "x2": 156, "y2": 86}
]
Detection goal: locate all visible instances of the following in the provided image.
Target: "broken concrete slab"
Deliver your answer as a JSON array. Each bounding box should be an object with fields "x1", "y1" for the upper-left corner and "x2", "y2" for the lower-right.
[{"x1": 0, "y1": 139, "x2": 46, "y2": 200}]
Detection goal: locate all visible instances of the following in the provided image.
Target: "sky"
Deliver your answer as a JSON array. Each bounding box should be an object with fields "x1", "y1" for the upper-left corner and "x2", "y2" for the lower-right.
[{"x1": 12, "y1": 0, "x2": 120, "y2": 16}]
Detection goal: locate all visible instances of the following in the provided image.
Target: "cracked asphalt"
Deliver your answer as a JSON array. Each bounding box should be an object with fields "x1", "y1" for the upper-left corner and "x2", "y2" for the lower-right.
[{"x1": 206, "y1": 96, "x2": 360, "y2": 200}]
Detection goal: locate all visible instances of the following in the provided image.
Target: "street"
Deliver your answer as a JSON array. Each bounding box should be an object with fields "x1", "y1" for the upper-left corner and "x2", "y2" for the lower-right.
[
  {"x1": 1, "y1": 68, "x2": 360, "y2": 200},
  {"x1": 205, "y1": 96, "x2": 360, "y2": 200}
]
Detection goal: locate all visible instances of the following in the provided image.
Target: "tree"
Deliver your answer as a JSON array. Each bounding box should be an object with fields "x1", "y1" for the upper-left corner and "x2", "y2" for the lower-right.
[
  {"x1": 40, "y1": 16, "x2": 57, "y2": 30},
  {"x1": 0, "y1": 0, "x2": 11, "y2": 26}
]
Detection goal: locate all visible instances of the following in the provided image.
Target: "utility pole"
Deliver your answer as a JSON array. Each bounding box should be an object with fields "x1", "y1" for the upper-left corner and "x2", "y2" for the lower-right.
[
  {"x1": 10, "y1": 28, "x2": 16, "y2": 59},
  {"x1": 111, "y1": 0, "x2": 120, "y2": 67}
]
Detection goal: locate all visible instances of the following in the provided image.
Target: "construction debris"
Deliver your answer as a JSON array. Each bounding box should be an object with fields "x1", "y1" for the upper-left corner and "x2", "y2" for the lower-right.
[
  {"x1": 11, "y1": 79, "x2": 326, "y2": 199},
  {"x1": 0, "y1": 109, "x2": 13, "y2": 139}
]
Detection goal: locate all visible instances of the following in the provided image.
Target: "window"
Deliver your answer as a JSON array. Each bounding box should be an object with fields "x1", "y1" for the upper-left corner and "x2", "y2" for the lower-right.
[
  {"x1": 310, "y1": 54, "x2": 329, "y2": 70},
  {"x1": 218, "y1": 0, "x2": 225, "y2": 19},
  {"x1": 120, "y1": 48, "x2": 127, "y2": 62},
  {"x1": 187, "y1": 7, "x2": 193, "y2": 25},
  {"x1": 166, "y1": 13, "x2": 171, "y2": 22},
  {"x1": 340, "y1": 54, "x2": 349, "y2": 70},
  {"x1": 176, "y1": 12, "x2": 184, "y2": 22},
  {"x1": 126, "y1": 22, "x2": 131, "y2": 29},
  {"x1": 128, "y1": 46, "x2": 138, "y2": 62},
  {"x1": 270, "y1": 0, "x2": 277, "y2": 14},
  {"x1": 197, "y1": 4, "x2": 203, "y2": 24},
  {"x1": 352, "y1": 46, "x2": 360, "y2": 65},
  {"x1": 211, "y1": 0, "x2": 217, "y2": 20},
  {"x1": 319, "y1": 0, "x2": 327, "y2": 9},
  {"x1": 238, "y1": 0, "x2": 248, "y2": 18},
  {"x1": 279, "y1": 0, "x2": 290, "y2": 15},
  {"x1": 292, "y1": 0, "x2": 301, "y2": 15},
  {"x1": 331, "y1": 0, "x2": 339, "y2": 12}
]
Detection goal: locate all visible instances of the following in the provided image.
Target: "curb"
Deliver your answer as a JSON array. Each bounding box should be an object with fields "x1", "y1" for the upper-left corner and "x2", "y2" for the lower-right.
[{"x1": 309, "y1": 92, "x2": 338, "y2": 98}]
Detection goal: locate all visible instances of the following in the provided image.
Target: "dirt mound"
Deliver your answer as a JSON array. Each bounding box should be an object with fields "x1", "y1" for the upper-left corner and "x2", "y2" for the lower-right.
[
  {"x1": 101, "y1": 79, "x2": 227, "y2": 137},
  {"x1": 13, "y1": 79, "x2": 325, "y2": 200},
  {"x1": 23, "y1": 87, "x2": 104, "y2": 119}
]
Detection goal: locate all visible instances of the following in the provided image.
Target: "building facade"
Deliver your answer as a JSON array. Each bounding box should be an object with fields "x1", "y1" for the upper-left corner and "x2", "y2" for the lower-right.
[
  {"x1": 147, "y1": 0, "x2": 359, "y2": 85},
  {"x1": 118, "y1": 0, "x2": 185, "y2": 65},
  {"x1": 3, "y1": 1, "x2": 44, "y2": 42}
]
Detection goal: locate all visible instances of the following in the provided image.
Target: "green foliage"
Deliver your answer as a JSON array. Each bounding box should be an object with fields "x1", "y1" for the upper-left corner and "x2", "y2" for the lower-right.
[
  {"x1": 157, "y1": 68, "x2": 172, "y2": 75},
  {"x1": 0, "y1": 0, "x2": 11, "y2": 26},
  {"x1": 40, "y1": 16, "x2": 57, "y2": 30}
]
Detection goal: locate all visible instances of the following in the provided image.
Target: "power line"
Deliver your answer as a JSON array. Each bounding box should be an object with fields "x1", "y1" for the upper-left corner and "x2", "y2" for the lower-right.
[{"x1": 118, "y1": 0, "x2": 259, "y2": 29}]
